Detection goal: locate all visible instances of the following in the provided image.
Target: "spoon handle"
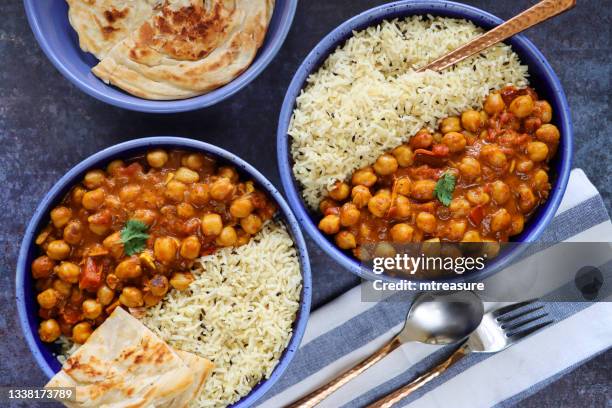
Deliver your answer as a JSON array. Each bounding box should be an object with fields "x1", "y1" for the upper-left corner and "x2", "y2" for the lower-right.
[
  {"x1": 287, "y1": 336, "x2": 403, "y2": 408},
  {"x1": 416, "y1": 0, "x2": 576, "y2": 73},
  {"x1": 366, "y1": 342, "x2": 471, "y2": 408}
]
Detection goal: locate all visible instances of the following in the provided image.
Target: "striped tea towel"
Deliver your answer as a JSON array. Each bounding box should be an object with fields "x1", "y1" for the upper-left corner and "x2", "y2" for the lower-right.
[{"x1": 258, "y1": 169, "x2": 612, "y2": 408}]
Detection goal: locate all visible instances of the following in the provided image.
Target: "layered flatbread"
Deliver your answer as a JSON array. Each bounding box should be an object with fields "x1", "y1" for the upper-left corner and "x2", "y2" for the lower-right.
[
  {"x1": 45, "y1": 307, "x2": 213, "y2": 408},
  {"x1": 66, "y1": 0, "x2": 163, "y2": 59}
]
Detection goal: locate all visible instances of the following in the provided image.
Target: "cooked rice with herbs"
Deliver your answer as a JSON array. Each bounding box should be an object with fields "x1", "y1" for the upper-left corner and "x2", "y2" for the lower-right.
[{"x1": 289, "y1": 16, "x2": 529, "y2": 209}]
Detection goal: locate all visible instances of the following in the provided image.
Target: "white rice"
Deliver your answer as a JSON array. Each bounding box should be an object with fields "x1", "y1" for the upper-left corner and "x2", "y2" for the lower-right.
[
  {"x1": 57, "y1": 221, "x2": 302, "y2": 408},
  {"x1": 289, "y1": 16, "x2": 529, "y2": 209}
]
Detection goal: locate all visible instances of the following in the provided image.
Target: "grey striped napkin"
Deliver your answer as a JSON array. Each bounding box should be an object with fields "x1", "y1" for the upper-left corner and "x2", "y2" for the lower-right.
[{"x1": 257, "y1": 169, "x2": 612, "y2": 408}]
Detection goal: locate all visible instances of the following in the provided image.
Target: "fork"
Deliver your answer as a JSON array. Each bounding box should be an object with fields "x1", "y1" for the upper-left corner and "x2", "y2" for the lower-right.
[{"x1": 367, "y1": 300, "x2": 553, "y2": 408}]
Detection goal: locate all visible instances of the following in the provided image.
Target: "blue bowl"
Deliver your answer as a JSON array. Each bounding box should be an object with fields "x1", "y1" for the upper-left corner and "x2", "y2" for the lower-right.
[
  {"x1": 277, "y1": 0, "x2": 573, "y2": 283},
  {"x1": 23, "y1": 0, "x2": 297, "y2": 113},
  {"x1": 16, "y1": 137, "x2": 312, "y2": 408}
]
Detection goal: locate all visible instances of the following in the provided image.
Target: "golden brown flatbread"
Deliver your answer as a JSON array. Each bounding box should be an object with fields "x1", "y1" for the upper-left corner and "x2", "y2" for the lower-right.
[
  {"x1": 163, "y1": 351, "x2": 214, "y2": 408},
  {"x1": 66, "y1": 0, "x2": 163, "y2": 59},
  {"x1": 44, "y1": 307, "x2": 213, "y2": 408},
  {"x1": 91, "y1": 0, "x2": 275, "y2": 99}
]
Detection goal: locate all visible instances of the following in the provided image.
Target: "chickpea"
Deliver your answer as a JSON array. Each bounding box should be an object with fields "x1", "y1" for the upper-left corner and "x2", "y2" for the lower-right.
[
  {"x1": 143, "y1": 292, "x2": 162, "y2": 307},
  {"x1": 394, "y1": 195, "x2": 411, "y2": 218},
  {"x1": 37, "y1": 288, "x2": 59, "y2": 309},
  {"x1": 182, "y1": 153, "x2": 206, "y2": 170},
  {"x1": 481, "y1": 145, "x2": 507, "y2": 168},
  {"x1": 367, "y1": 193, "x2": 391, "y2": 218},
  {"x1": 462, "y1": 230, "x2": 482, "y2": 242},
  {"x1": 458, "y1": 157, "x2": 481, "y2": 180},
  {"x1": 484, "y1": 93, "x2": 505, "y2": 115},
  {"x1": 490, "y1": 180, "x2": 511, "y2": 204},
  {"x1": 518, "y1": 184, "x2": 537, "y2": 213},
  {"x1": 71, "y1": 186, "x2": 86, "y2": 207},
  {"x1": 352, "y1": 167, "x2": 377, "y2": 187},
  {"x1": 190, "y1": 183, "x2": 210, "y2": 205},
  {"x1": 466, "y1": 188, "x2": 491, "y2": 206},
  {"x1": 175, "y1": 167, "x2": 200, "y2": 184},
  {"x1": 149, "y1": 275, "x2": 169, "y2": 297},
  {"x1": 133, "y1": 209, "x2": 157, "y2": 226},
  {"x1": 319, "y1": 198, "x2": 337, "y2": 214},
  {"x1": 107, "y1": 159, "x2": 124, "y2": 175},
  {"x1": 241, "y1": 214, "x2": 263, "y2": 235},
  {"x1": 461, "y1": 110, "x2": 483, "y2": 132},
  {"x1": 318, "y1": 214, "x2": 340, "y2": 235},
  {"x1": 170, "y1": 272, "x2": 194, "y2": 291},
  {"x1": 180, "y1": 235, "x2": 201, "y2": 259},
  {"x1": 106, "y1": 273, "x2": 119, "y2": 290},
  {"x1": 510, "y1": 214, "x2": 525, "y2": 236},
  {"x1": 442, "y1": 132, "x2": 467, "y2": 153},
  {"x1": 88, "y1": 212, "x2": 111, "y2": 236},
  {"x1": 201, "y1": 213, "x2": 223, "y2": 236},
  {"x1": 395, "y1": 177, "x2": 411, "y2": 196},
  {"x1": 177, "y1": 202, "x2": 196, "y2": 219},
  {"x1": 509, "y1": 95, "x2": 534, "y2": 118},
  {"x1": 147, "y1": 149, "x2": 169, "y2": 168},
  {"x1": 82, "y1": 188, "x2": 106, "y2": 210},
  {"x1": 154, "y1": 237, "x2": 178, "y2": 264},
  {"x1": 339, "y1": 203, "x2": 360, "y2": 226},
  {"x1": 39, "y1": 319, "x2": 61, "y2": 343},
  {"x1": 50, "y1": 206, "x2": 72, "y2": 228},
  {"x1": 446, "y1": 220, "x2": 467, "y2": 241},
  {"x1": 440, "y1": 116, "x2": 462, "y2": 134},
  {"x1": 329, "y1": 182, "x2": 350, "y2": 201},
  {"x1": 217, "y1": 166, "x2": 239, "y2": 182},
  {"x1": 115, "y1": 257, "x2": 142, "y2": 280},
  {"x1": 535, "y1": 123, "x2": 560, "y2": 144},
  {"x1": 210, "y1": 178, "x2": 235, "y2": 201},
  {"x1": 449, "y1": 198, "x2": 471, "y2": 218},
  {"x1": 230, "y1": 197, "x2": 254, "y2": 218},
  {"x1": 236, "y1": 230, "x2": 251, "y2": 247},
  {"x1": 53, "y1": 279, "x2": 72, "y2": 297},
  {"x1": 416, "y1": 212, "x2": 436, "y2": 234},
  {"x1": 97, "y1": 285, "x2": 115, "y2": 306},
  {"x1": 392, "y1": 145, "x2": 414, "y2": 167},
  {"x1": 374, "y1": 242, "x2": 396, "y2": 258},
  {"x1": 490, "y1": 208, "x2": 511, "y2": 232},
  {"x1": 61, "y1": 219, "x2": 82, "y2": 245},
  {"x1": 411, "y1": 130, "x2": 434, "y2": 149},
  {"x1": 46, "y1": 240, "x2": 71, "y2": 260},
  {"x1": 165, "y1": 180, "x2": 187, "y2": 202},
  {"x1": 82, "y1": 299, "x2": 102, "y2": 320},
  {"x1": 534, "y1": 100, "x2": 553, "y2": 123},
  {"x1": 373, "y1": 154, "x2": 399, "y2": 176},
  {"x1": 527, "y1": 141, "x2": 549, "y2": 162},
  {"x1": 335, "y1": 231, "x2": 357, "y2": 249},
  {"x1": 56, "y1": 261, "x2": 81, "y2": 283},
  {"x1": 119, "y1": 287, "x2": 144, "y2": 308},
  {"x1": 32, "y1": 256, "x2": 55, "y2": 279},
  {"x1": 516, "y1": 159, "x2": 534, "y2": 174},
  {"x1": 533, "y1": 169, "x2": 549, "y2": 191},
  {"x1": 72, "y1": 322, "x2": 93, "y2": 344},
  {"x1": 410, "y1": 179, "x2": 437, "y2": 201},
  {"x1": 351, "y1": 185, "x2": 372, "y2": 208},
  {"x1": 119, "y1": 184, "x2": 141, "y2": 202},
  {"x1": 216, "y1": 226, "x2": 238, "y2": 247},
  {"x1": 390, "y1": 223, "x2": 414, "y2": 243}
]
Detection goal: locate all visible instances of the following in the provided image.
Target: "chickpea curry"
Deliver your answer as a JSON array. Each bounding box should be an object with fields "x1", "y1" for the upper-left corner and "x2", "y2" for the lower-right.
[
  {"x1": 317, "y1": 86, "x2": 560, "y2": 265},
  {"x1": 32, "y1": 149, "x2": 276, "y2": 344}
]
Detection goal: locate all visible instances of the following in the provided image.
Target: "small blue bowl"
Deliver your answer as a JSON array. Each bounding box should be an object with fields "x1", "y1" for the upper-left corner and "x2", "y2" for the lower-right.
[
  {"x1": 277, "y1": 0, "x2": 573, "y2": 283},
  {"x1": 23, "y1": 0, "x2": 297, "y2": 113},
  {"x1": 16, "y1": 137, "x2": 312, "y2": 408}
]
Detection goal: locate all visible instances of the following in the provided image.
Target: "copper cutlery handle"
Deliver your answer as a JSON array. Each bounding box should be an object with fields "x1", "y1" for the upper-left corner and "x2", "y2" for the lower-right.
[
  {"x1": 417, "y1": 0, "x2": 576, "y2": 73},
  {"x1": 288, "y1": 336, "x2": 403, "y2": 408},
  {"x1": 366, "y1": 342, "x2": 471, "y2": 408}
]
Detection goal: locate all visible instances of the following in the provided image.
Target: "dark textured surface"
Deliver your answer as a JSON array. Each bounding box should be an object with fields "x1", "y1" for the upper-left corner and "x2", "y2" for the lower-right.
[{"x1": 0, "y1": 0, "x2": 610, "y2": 407}]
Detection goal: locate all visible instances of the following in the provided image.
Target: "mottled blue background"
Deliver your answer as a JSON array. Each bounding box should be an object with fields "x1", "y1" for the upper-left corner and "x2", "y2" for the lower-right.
[{"x1": 0, "y1": 0, "x2": 610, "y2": 406}]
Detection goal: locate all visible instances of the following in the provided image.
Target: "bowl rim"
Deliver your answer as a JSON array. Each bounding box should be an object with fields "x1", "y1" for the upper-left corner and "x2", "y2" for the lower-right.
[
  {"x1": 22, "y1": 0, "x2": 298, "y2": 113},
  {"x1": 15, "y1": 137, "x2": 312, "y2": 408},
  {"x1": 276, "y1": 0, "x2": 573, "y2": 283}
]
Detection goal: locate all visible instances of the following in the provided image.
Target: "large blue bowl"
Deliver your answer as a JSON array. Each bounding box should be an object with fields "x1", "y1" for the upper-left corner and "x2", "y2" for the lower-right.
[
  {"x1": 277, "y1": 0, "x2": 573, "y2": 283},
  {"x1": 23, "y1": 0, "x2": 297, "y2": 113},
  {"x1": 16, "y1": 137, "x2": 312, "y2": 408}
]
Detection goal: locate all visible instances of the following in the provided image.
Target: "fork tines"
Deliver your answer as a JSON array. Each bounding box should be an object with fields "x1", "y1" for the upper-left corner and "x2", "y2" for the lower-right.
[{"x1": 493, "y1": 300, "x2": 554, "y2": 340}]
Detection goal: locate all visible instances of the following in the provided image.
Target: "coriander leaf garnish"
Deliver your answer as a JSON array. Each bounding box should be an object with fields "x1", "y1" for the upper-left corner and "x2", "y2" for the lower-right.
[
  {"x1": 434, "y1": 172, "x2": 456, "y2": 206},
  {"x1": 120, "y1": 220, "x2": 150, "y2": 256}
]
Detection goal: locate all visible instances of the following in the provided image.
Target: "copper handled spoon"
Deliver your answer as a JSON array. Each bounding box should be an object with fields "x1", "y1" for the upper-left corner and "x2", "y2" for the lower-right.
[
  {"x1": 286, "y1": 291, "x2": 484, "y2": 408},
  {"x1": 417, "y1": 0, "x2": 576, "y2": 73}
]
